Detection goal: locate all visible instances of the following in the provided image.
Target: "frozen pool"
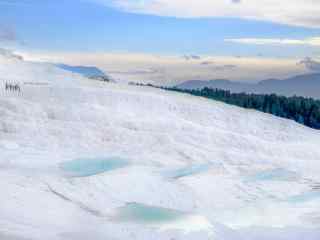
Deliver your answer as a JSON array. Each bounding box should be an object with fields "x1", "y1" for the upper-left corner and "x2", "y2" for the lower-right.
[
  {"x1": 112, "y1": 203, "x2": 213, "y2": 234},
  {"x1": 164, "y1": 164, "x2": 210, "y2": 179},
  {"x1": 245, "y1": 168, "x2": 298, "y2": 183},
  {"x1": 60, "y1": 157, "x2": 129, "y2": 177}
]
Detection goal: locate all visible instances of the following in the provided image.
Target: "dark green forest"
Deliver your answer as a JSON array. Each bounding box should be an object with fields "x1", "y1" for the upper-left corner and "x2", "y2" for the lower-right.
[{"x1": 136, "y1": 83, "x2": 320, "y2": 130}]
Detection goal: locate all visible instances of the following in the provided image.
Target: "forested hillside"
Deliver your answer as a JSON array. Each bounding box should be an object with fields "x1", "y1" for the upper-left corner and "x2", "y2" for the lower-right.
[
  {"x1": 167, "y1": 87, "x2": 320, "y2": 129},
  {"x1": 138, "y1": 83, "x2": 320, "y2": 130}
]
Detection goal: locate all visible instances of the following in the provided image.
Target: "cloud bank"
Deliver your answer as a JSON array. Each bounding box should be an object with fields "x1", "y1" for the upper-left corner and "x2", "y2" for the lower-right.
[
  {"x1": 298, "y1": 57, "x2": 320, "y2": 72},
  {"x1": 102, "y1": 0, "x2": 320, "y2": 28},
  {"x1": 21, "y1": 51, "x2": 308, "y2": 84},
  {"x1": 225, "y1": 37, "x2": 320, "y2": 46}
]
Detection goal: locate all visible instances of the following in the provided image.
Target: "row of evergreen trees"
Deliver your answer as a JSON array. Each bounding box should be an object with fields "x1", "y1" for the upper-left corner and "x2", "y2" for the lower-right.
[{"x1": 136, "y1": 83, "x2": 320, "y2": 130}]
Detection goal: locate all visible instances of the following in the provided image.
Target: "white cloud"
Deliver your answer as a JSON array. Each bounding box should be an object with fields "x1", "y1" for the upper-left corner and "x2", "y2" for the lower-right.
[
  {"x1": 20, "y1": 50, "x2": 307, "y2": 84},
  {"x1": 101, "y1": 0, "x2": 320, "y2": 28},
  {"x1": 225, "y1": 37, "x2": 320, "y2": 46}
]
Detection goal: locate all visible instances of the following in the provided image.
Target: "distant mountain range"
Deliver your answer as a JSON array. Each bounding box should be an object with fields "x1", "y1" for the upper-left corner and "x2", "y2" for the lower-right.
[
  {"x1": 56, "y1": 64, "x2": 107, "y2": 78},
  {"x1": 175, "y1": 73, "x2": 320, "y2": 99}
]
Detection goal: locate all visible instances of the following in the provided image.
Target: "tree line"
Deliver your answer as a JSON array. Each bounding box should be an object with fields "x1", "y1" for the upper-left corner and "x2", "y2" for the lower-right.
[{"x1": 135, "y1": 83, "x2": 320, "y2": 130}]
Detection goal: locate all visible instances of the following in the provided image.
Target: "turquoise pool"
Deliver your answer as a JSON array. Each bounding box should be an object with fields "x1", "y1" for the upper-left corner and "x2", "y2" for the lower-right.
[
  {"x1": 113, "y1": 203, "x2": 185, "y2": 224},
  {"x1": 60, "y1": 157, "x2": 129, "y2": 177},
  {"x1": 287, "y1": 191, "x2": 320, "y2": 203},
  {"x1": 245, "y1": 168, "x2": 298, "y2": 183}
]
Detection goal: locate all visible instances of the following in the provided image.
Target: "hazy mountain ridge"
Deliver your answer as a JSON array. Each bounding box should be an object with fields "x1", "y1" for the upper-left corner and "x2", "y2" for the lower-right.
[{"x1": 176, "y1": 73, "x2": 320, "y2": 99}]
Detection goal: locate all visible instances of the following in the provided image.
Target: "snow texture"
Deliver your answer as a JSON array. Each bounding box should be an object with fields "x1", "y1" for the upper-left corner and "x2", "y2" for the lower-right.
[{"x1": 0, "y1": 51, "x2": 320, "y2": 239}]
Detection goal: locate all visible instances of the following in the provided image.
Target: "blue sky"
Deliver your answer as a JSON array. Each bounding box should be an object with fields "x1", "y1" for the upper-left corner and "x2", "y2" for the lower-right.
[
  {"x1": 1, "y1": 0, "x2": 320, "y2": 58},
  {"x1": 1, "y1": 0, "x2": 320, "y2": 83}
]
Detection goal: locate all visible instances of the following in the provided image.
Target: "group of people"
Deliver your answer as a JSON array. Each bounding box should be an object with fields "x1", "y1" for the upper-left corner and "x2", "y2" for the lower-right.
[{"x1": 5, "y1": 82, "x2": 21, "y2": 92}]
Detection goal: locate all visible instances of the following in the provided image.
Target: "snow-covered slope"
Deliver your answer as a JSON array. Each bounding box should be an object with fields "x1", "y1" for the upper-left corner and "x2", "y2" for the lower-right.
[{"x1": 0, "y1": 52, "x2": 320, "y2": 240}]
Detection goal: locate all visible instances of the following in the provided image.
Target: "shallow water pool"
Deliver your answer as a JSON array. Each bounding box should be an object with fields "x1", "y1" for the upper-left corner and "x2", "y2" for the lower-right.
[
  {"x1": 245, "y1": 168, "x2": 298, "y2": 183},
  {"x1": 112, "y1": 203, "x2": 213, "y2": 233},
  {"x1": 287, "y1": 191, "x2": 320, "y2": 203},
  {"x1": 113, "y1": 203, "x2": 184, "y2": 223},
  {"x1": 60, "y1": 157, "x2": 129, "y2": 177}
]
